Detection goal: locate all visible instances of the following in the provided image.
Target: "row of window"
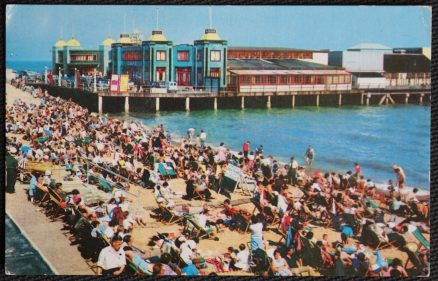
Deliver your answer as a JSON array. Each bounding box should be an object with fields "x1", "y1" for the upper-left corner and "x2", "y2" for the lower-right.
[
  {"x1": 228, "y1": 50, "x2": 313, "y2": 60},
  {"x1": 70, "y1": 54, "x2": 97, "y2": 61},
  {"x1": 385, "y1": 72, "x2": 431, "y2": 79},
  {"x1": 117, "y1": 50, "x2": 222, "y2": 62},
  {"x1": 237, "y1": 74, "x2": 352, "y2": 85}
]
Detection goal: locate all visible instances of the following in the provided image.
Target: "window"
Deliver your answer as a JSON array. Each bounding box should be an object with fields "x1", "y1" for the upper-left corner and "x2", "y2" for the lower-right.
[
  {"x1": 339, "y1": 75, "x2": 345, "y2": 84},
  {"x1": 280, "y1": 76, "x2": 289, "y2": 84},
  {"x1": 305, "y1": 75, "x2": 312, "y2": 84},
  {"x1": 210, "y1": 50, "x2": 221, "y2": 62},
  {"x1": 333, "y1": 76, "x2": 339, "y2": 84},
  {"x1": 345, "y1": 75, "x2": 351, "y2": 83},
  {"x1": 70, "y1": 54, "x2": 97, "y2": 61},
  {"x1": 317, "y1": 76, "x2": 325, "y2": 84},
  {"x1": 269, "y1": 76, "x2": 277, "y2": 84},
  {"x1": 255, "y1": 76, "x2": 263, "y2": 84},
  {"x1": 326, "y1": 76, "x2": 333, "y2": 84},
  {"x1": 210, "y1": 68, "x2": 220, "y2": 78},
  {"x1": 122, "y1": 51, "x2": 142, "y2": 61},
  {"x1": 156, "y1": 50, "x2": 166, "y2": 61},
  {"x1": 197, "y1": 51, "x2": 203, "y2": 61},
  {"x1": 240, "y1": 76, "x2": 251, "y2": 84},
  {"x1": 177, "y1": 51, "x2": 189, "y2": 61}
]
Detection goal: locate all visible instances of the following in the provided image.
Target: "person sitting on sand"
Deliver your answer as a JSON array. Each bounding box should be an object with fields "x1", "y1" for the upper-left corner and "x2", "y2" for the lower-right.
[{"x1": 271, "y1": 249, "x2": 292, "y2": 276}]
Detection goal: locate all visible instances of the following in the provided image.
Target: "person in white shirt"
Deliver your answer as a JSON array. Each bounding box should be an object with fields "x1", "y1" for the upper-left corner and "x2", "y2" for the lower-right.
[
  {"x1": 234, "y1": 244, "x2": 250, "y2": 271},
  {"x1": 199, "y1": 130, "x2": 207, "y2": 148},
  {"x1": 96, "y1": 235, "x2": 126, "y2": 275}
]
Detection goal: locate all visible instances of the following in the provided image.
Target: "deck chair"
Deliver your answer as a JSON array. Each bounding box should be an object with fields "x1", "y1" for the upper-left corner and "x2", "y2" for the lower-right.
[
  {"x1": 97, "y1": 177, "x2": 113, "y2": 193},
  {"x1": 158, "y1": 204, "x2": 185, "y2": 225},
  {"x1": 165, "y1": 162, "x2": 177, "y2": 177},
  {"x1": 155, "y1": 163, "x2": 170, "y2": 179},
  {"x1": 184, "y1": 216, "x2": 219, "y2": 241},
  {"x1": 125, "y1": 255, "x2": 153, "y2": 276},
  {"x1": 36, "y1": 184, "x2": 50, "y2": 204},
  {"x1": 412, "y1": 229, "x2": 430, "y2": 251},
  {"x1": 46, "y1": 187, "x2": 66, "y2": 221}
]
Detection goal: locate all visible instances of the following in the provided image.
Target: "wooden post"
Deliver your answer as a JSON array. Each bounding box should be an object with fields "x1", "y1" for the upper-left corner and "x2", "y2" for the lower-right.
[
  {"x1": 360, "y1": 94, "x2": 364, "y2": 105},
  {"x1": 185, "y1": 97, "x2": 190, "y2": 111},
  {"x1": 366, "y1": 94, "x2": 371, "y2": 106},
  {"x1": 241, "y1": 96, "x2": 245, "y2": 110},
  {"x1": 98, "y1": 96, "x2": 103, "y2": 114},
  {"x1": 214, "y1": 97, "x2": 218, "y2": 110},
  {"x1": 267, "y1": 96, "x2": 271, "y2": 109},
  {"x1": 292, "y1": 94, "x2": 296, "y2": 108},
  {"x1": 387, "y1": 94, "x2": 395, "y2": 104},
  {"x1": 338, "y1": 94, "x2": 342, "y2": 106},
  {"x1": 385, "y1": 94, "x2": 389, "y2": 105},
  {"x1": 378, "y1": 94, "x2": 386, "y2": 105},
  {"x1": 316, "y1": 94, "x2": 320, "y2": 107},
  {"x1": 405, "y1": 93, "x2": 410, "y2": 104},
  {"x1": 124, "y1": 96, "x2": 129, "y2": 114},
  {"x1": 155, "y1": 97, "x2": 160, "y2": 112},
  {"x1": 419, "y1": 93, "x2": 424, "y2": 105}
]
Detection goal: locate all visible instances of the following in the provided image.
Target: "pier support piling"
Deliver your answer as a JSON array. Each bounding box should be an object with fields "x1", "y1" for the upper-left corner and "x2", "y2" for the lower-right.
[
  {"x1": 405, "y1": 93, "x2": 410, "y2": 104},
  {"x1": 241, "y1": 96, "x2": 245, "y2": 110},
  {"x1": 338, "y1": 94, "x2": 342, "y2": 106},
  {"x1": 155, "y1": 97, "x2": 160, "y2": 112},
  {"x1": 385, "y1": 94, "x2": 389, "y2": 105},
  {"x1": 366, "y1": 94, "x2": 371, "y2": 106},
  {"x1": 185, "y1": 97, "x2": 190, "y2": 111},
  {"x1": 124, "y1": 96, "x2": 129, "y2": 114},
  {"x1": 267, "y1": 96, "x2": 271, "y2": 109},
  {"x1": 420, "y1": 93, "x2": 424, "y2": 105},
  {"x1": 292, "y1": 95, "x2": 296, "y2": 108},
  {"x1": 98, "y1": 96, "x2": 103, "y2": 115},
  {"x1": 214, "y1": 97, "x2": 218, "y2": 110},
  {"x1": 316, "y1": 94, "x2": 320, "y2": 107}
]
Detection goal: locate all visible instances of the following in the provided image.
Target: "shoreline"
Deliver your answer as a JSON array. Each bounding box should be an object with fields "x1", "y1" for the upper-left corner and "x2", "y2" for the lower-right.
[{"x1": 114, "y1": 112, "x2": 430, "y2": 195}]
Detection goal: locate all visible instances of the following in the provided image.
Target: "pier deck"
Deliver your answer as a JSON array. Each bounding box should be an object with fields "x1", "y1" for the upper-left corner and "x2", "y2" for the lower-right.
[{"x1": 6, "y1": 183, "x2": 94, "y2": 275}]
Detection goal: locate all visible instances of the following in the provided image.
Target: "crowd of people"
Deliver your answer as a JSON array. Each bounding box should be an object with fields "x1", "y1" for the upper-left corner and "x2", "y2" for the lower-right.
[{"x1": 6, "y1": 82, "x2": 430, "y2": 277}]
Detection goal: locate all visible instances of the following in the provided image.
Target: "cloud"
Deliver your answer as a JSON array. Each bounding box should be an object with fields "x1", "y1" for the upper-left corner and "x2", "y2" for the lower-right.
[{"x1": 6, "y1": 5, "x2": 15, "y2": 25}]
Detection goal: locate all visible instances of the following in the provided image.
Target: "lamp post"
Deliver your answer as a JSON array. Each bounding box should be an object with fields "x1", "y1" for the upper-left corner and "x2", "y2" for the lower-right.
[
  {"x1": 44, "y1": 66, "x2": 48, "y2": 84},
  {"x1": 58, "y1": 67, "x2": 62, "y2": 87},
  {"x1": 93, "y1": 67, "x2": 97, "y2": 93},
  {"x1": 74, "y1": 68, "x2": 78, "y2": 88}
]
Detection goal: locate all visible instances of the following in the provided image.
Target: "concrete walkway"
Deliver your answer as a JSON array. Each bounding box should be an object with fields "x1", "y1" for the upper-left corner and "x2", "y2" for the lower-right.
[{"x1": 6, "y1": 183, "x2": 94, "y2": 275}]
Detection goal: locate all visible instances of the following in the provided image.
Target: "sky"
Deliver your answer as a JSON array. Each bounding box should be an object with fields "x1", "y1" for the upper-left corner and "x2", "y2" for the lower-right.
[{"x1": 6, "y1": 5, "x2": 431, "y2": 62}]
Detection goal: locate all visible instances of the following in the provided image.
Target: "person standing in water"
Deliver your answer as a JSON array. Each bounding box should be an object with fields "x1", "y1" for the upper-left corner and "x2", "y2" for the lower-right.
[{"x1": 304, "y1": 145, "x2": 315, "y2": 173}]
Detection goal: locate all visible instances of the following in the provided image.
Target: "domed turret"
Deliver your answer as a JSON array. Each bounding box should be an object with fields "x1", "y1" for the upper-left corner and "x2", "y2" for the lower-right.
[
  {"x1": 117, "y1": 33, "x2": 132, "y2": 44},
  {"x1": 200, "y1": 29, "x2": 222, "y2": 41},
  {"x1": 66, "y1": 36, "x2": 81, "y2": 47},
  {"x1": 101, "y1": 35, "x2": 116, "y2": 46},
  {"x1": 147, "y1": 30, "x2": 168, "y2": 42},
  {"x1": 54, "y1": 38, "x2": 66, "y2": 48}
]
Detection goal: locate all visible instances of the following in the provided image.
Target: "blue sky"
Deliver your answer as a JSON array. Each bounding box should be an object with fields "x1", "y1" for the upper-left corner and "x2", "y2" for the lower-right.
[{"x1": 6, "y1": 5, "x2": 431, "y2": 61}]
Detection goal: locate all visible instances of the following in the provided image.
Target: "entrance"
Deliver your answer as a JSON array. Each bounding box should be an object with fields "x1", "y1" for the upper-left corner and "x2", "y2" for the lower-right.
[
  {"x1": 156, "y1": 67, "x2": 166, "y2": 82},
  {"x1": 176, "y1": 68, "x2": 191, "y2": 86}
]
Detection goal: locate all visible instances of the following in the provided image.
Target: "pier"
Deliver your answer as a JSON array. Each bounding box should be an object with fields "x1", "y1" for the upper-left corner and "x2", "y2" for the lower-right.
[{"x1": 29, "y1": 83, "x2": 430, "y2": 114}]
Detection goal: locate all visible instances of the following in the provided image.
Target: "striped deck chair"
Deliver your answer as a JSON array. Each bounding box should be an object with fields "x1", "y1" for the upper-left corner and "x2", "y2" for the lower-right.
[
  {"x1": 157, "y1": 204, "x2": 184, "y2": 225},
  {"x1": 184, "y1": 216, "x2": 219, "y2": 241},
  {"x1": 412, "y1": 229, "x2": 430, "y2": 251},
  {"x1": 365, "y1": 197, "x2": 380, "y2": 209},
  {"x1": 97, "y1": 177, "x2": 113, "y2": 193},
  {"x1": 155, "y1": 163, "x2": 169, "y2": 178},
  {"x1": 165, "y1": 162, "x2": 176, "y2": 177}
]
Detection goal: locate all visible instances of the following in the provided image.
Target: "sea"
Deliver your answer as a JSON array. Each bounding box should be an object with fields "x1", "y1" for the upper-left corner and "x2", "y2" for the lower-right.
[{"x1": 5, "y1": 215, "x2": 54, "y2": 275}]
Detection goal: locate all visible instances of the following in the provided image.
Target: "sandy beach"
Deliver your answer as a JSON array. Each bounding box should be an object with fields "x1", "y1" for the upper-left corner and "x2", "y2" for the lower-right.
[{"x1": 6, "y1": 82, "x2": 429, "y2": 276}]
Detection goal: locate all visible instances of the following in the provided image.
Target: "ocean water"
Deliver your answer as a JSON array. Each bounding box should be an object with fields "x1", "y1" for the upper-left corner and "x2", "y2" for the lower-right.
[
  {"x1": 6, "y1": 60, "x2": 52, "y2": 73},
  {"x1": 5, "y1": 215, "x2": 54, "y2": 275},
  {"x1": 128, "y1": 105, "x2": 430, "y2": 189}
]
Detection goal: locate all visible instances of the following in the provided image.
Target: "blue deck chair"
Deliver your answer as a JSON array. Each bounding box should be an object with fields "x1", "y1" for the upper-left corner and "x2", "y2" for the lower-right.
[
  {"x1": 165, "y1": 163, "x2": 176, "y2": 177},
  {"x1": 155, "y1": 163, "x2": 170, "y2": 177},
  {"x1": 98, "y1": 177, "x2": 113, "y2": 193},
  {"x1": 412, "y1": 229, "x2": 430, "y2": 250}
]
